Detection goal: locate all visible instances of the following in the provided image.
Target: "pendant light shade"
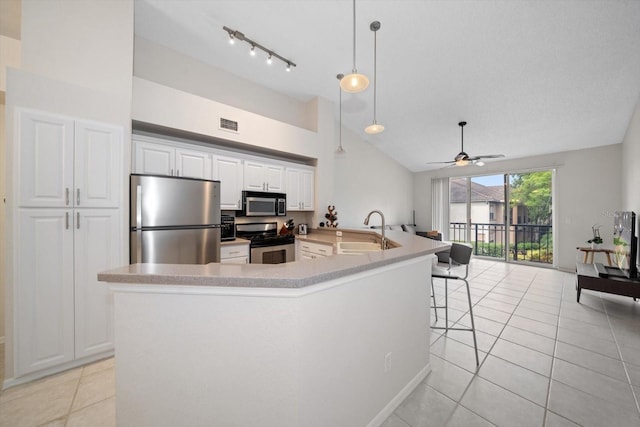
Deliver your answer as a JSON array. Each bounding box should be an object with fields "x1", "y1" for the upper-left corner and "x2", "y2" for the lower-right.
[
  {"x1": 340, "y1": 0, "x2": 369, "y2": 93},
  {"x1": 336, "y1": 74, "x2": 346, "y2": 153},
  {"x1": 365, "y1": 21, "x2": 384, "y2": 134}
]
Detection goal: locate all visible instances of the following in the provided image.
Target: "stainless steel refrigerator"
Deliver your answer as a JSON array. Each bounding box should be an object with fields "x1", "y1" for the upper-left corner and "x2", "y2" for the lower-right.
[{"x1": 130, "y1": 174, "x2": 221, "y2": 264}]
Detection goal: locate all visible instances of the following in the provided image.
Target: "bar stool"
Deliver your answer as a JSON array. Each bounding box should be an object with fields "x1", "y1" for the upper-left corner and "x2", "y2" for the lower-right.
[{"x1": 430, "y1": 243, "x2": 479, "y2": 366}]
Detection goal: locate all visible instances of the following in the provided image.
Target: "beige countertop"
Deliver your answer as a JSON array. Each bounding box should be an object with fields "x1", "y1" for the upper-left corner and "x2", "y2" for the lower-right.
[
  {"x1": 220, "y1": 237, "x2": 251, "y2": 246},
  {"x1": 98, "y1": 229, "x2": 449, "y2": 289}
]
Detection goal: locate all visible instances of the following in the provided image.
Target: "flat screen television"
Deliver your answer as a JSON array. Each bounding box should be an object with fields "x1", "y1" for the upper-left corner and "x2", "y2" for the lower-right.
[{"x1": 613, "y1": 211, "x2": 638, "y2": 279}]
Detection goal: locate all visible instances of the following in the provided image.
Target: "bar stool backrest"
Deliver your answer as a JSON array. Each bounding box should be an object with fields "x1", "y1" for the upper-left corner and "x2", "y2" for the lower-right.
[{"x1": 449, "y1": 243, "x2": 473, "y2": 266}]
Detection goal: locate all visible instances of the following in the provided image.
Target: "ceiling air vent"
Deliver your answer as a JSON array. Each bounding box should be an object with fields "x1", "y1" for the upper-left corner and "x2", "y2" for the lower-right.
[{"x1": 219, "y1": 117, "x2": 239, "y2": 133}]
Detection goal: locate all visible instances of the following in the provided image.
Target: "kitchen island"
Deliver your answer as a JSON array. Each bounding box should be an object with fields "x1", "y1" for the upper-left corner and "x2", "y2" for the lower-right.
[{"x1": 99, "y1": 229, "x2": 448, "y2": 427}]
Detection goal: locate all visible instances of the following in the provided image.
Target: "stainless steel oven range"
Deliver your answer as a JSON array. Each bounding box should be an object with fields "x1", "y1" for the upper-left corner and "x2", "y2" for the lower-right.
[{"x1": 235, "y1": 222, "x2": 295, "y2": 264}]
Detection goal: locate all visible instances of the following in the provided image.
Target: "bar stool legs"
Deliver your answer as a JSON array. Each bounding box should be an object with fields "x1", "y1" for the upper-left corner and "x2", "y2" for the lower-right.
[{"x1": 431, "y1": 276, "x2": 479, "y2": 367}]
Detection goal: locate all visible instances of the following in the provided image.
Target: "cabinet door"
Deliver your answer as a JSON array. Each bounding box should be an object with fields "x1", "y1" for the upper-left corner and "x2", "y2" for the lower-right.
[
  {"x1": 176, "y1": 147, "x2": 212, "y2": 179},
  {"x1": 300, "y1": 169, "x2": 315, "y2": 210},
  {"x1": 264, "y1": 164, "x2": 284, "y2": 192},
  {"x1": 134, "y1": 140, "x2": 175, "y2": 176},
  {"x1": 74, "y1": 209, "x2": 120, "y2": 358},
  {"x1": 75, "y1": 121, "x2": 122, "y2": 208},
  {"x1": 16, "y1": 210, "x2": 74, "y2": 376},
  {"x1": 286, "y1": 169, "x2": 301, "y2": 210},
  {"x1": 213, "y1": 155, "x2": 243, "y2": 210},
  {"x1": 243, "y1": 160, "x2": 267, "y2": 191},
  {"x1": 19, "y1": 110, "x2": 74, "y2": 207}
]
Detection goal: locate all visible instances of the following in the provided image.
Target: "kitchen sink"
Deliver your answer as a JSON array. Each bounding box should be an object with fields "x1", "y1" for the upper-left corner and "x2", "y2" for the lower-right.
[{"x1": 337, "y1": 241, "x2": 382, "y2": 255}]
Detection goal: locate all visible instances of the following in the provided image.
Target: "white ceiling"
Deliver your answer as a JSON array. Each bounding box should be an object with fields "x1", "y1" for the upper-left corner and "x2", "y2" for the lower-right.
[{"x1": 135, "y1": 0, "x2": 640, "y2": 172}]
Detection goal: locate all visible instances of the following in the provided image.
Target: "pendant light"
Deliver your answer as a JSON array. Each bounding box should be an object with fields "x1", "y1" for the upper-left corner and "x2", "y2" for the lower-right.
[
  {"x1": 336, "y1": 74, "x2": 346, "y2": 153},
  {"x1": 365, "y1": 21, "x2": 384, "y2": 134},
  {"x1": 340, "y1": 0, "x2": 369, "y2": 93}
]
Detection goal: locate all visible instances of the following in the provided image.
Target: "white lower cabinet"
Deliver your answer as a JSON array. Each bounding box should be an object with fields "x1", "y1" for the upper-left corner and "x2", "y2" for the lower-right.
[
  {"x1": 220, "y1": 243, "x2": 250, "y2": 264},
  {"x1": 16, "y1": 208, "x2": 120, "y2": 376},
  {"x1": 74, "y1": 210, "x2": 120, "y2": 358},
  {"x1": 297, "y1": 240, "x2": 333, "y2": 260}
]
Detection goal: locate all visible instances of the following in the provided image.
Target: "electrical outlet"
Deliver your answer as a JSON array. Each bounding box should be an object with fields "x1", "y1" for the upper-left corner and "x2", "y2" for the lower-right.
[
  {"x1": 336, "y1": 230, "x2": 342, "y2": 237},
  {"x1": 384, "y1": 352, "x2": 392, "y2": 373}
]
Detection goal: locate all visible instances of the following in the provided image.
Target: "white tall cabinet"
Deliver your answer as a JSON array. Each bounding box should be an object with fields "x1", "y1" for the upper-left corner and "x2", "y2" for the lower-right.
[{"x1": 13, "y1": 109, "x2": 122, "y2": 377}]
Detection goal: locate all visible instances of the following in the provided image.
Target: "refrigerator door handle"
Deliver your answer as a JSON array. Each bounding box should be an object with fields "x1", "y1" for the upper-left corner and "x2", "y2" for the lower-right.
[{"x1": 136, "y1": 184, "x2": 143, "y2": 263}]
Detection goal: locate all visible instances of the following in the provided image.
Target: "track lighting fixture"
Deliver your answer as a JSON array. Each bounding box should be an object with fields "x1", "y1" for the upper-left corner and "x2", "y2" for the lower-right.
[
  {"x1": 340, "y1": 0, "x2": 369, "y2": 93},
  {"x1": 223, "y1": 26, "x2": 296, "y2": 71}
]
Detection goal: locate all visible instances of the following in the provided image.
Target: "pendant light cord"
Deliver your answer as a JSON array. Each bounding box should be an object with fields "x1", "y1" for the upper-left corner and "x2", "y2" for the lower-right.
[
  {"x1": 373, "y1": 28, "x2": 377, "y2": 121},
  {"x1": 339, "y1": 87, "x2": 343, "y2": 146},
  {"x1": 352, "y1": 0, "x2": 357, "y2": 72}
]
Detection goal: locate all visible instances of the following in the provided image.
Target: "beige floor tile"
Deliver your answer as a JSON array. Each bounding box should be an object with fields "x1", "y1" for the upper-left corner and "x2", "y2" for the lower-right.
[
  {"x1": 478, "y1": 355, "x2": 549, "y2": 406},
  {"x1": 67, "y1": 396, "x2": 116, "y2": 427},
  {"x1": 0, "y1": 378, "x2": 76, "y2": 427},
  {"x1": 71, "y1": 367, "x2": 115, "y2": 411},
  {"x1": 0, "y1": 367, "x2": 82, "y2": 405},
  {"x1": 36, "y1": 418, "x2": 67, "y2": 427},
  {"x1": 460, "y1": 377, "x2": 545, "y2": 427},
  {"x1": 445, "y1": 405, "x2": 495, "y2": 427},
  {"x1": 81, "y1": 357, "x2": 115, "y2": 377}
]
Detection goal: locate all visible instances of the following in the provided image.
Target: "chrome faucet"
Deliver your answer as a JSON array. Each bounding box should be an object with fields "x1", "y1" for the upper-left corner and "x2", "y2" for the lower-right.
[{"x1": 364, "y1": 210, "x2": 387, "y2": 250}]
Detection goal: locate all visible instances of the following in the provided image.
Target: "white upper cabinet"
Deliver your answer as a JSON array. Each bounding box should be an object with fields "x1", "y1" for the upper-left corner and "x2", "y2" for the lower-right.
[
  {"x1": 19, "y1": 111, "x2": 74, "y2": 208},
  {"x1": 175, "y1": 147, "x2": 212, "y2": 180},
  {"x1": 134, "y1": 140, "x2": 174, "y2": 176},
  {"x1": 74, "y1": 121, "x2": 122, "y2": 208},
  {"x1": 133, "y1": 138, "x2": 211, "y2": 180},
  {"x1": 212, "y1": 155, "x2": 244, "y2": 210},
  {"x1": 244, "y1": 160, "x2": 284, "y2": 192},
  {"x1": 286, "y1": 166, "x2": 315, "y2": 211},
  {"x1": 18, "y1": 110, "x2": 121, "y2": 208}
]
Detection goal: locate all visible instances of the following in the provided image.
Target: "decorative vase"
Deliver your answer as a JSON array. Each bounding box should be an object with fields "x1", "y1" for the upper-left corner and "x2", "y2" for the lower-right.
[{"x1": 614, "y1": 245, "x2": 627, "y2": 270}]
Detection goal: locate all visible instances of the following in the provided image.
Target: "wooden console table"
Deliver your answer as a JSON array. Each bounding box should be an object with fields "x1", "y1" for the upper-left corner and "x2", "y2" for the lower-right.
[
  {"x1": 576, "y1": 263, "x2": 640, "y2": 303},
  {"x1": 576, "y1": 246, "x2": 614, "y2": 266}
]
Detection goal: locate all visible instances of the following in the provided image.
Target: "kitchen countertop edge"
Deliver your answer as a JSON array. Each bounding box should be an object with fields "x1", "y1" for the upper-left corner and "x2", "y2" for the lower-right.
[{"x1": 98, "y1": 229, "x2": 449, "y2": 289}]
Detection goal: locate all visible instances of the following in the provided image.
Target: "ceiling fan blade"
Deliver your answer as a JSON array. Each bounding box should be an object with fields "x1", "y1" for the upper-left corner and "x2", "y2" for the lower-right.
[
  {"x1": 426, "y1": 160, "x2": 455, "y2": 165},
  {"x1": 472, "y1": 154, "x2": 505, "y2": 160}
]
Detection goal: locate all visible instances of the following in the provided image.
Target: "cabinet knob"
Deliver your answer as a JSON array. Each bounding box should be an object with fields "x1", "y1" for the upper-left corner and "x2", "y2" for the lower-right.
[
  {"x1": 77, "y1": 212, "x2": 80, "y2": 229},
  {"x1": 65, "y1": 188, "x2": 70, "y2": 206},
  {"x1": 76, "y1": 188, "x2": 80, "y2": 205},
  {"x1": 65, "y1": 212, "x2": 70, "y2": 229}
]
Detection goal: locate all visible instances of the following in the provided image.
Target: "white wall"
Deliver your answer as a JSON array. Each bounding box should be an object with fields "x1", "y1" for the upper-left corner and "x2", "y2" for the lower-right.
[
  {"x1": 414, "y1": 144, "x2": 622, "y2": 271},
  {"x1": 134, "y1": 37, "x2": 318, "y2": 132},
  {"x1": 0, "y1": 33, "x2": 21, "y2": 344},
  {"x1": 331, "y1": 127, "x2": 414, "y2": 228}
]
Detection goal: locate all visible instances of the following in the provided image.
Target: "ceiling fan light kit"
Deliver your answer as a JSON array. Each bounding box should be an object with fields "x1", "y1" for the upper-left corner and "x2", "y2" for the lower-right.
[
  {"x1": 340, "y1": 0, "x2": 369, "y2": 93},
  {"x1": 426, "y1": 121, "x2": 505, "y2": 167}
]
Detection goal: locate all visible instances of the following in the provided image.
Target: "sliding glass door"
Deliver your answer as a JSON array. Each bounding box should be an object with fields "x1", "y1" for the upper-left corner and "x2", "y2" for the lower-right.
[{"x1": 447, "y1": 170, "x2": 553, "y2": 265}]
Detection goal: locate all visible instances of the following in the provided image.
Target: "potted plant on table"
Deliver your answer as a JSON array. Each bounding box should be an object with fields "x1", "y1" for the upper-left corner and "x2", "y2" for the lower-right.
[{"x1": 587, "y1": 225, "x2": 603, "y2": 249}]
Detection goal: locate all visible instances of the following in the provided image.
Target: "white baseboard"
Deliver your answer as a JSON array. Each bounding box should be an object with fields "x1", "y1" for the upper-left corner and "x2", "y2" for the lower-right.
[{"x1": 367, "y1": 362, "x2": 432, "y2": 427}]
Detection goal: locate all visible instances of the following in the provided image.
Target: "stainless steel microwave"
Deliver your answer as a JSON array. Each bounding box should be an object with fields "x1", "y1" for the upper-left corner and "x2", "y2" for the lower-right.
[{"x1": 240, "y1": 191, "x2": 286, "y2": 217}]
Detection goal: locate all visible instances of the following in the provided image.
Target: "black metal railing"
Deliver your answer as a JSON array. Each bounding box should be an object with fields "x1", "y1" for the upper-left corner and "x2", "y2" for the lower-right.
[{"x1": 449, "y1": 222, "x2": 553, "y2": 264}]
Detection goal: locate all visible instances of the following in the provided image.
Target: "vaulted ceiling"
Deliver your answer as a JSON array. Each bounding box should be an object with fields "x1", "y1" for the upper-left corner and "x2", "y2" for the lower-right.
[{"x1": 134, "y1": 1, "x2": 640, "y2": 172}]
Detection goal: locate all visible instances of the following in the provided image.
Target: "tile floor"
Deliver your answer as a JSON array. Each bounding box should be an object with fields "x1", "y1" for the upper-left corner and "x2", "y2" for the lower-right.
[{"x1": 1, "y1": 258, "x2": 639, "y2": 426}]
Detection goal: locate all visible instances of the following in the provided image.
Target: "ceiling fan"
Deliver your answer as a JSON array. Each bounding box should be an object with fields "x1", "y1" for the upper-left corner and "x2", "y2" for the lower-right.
[{"x1": 428, "y1": 121, "x2": 505, "y2": 167}]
